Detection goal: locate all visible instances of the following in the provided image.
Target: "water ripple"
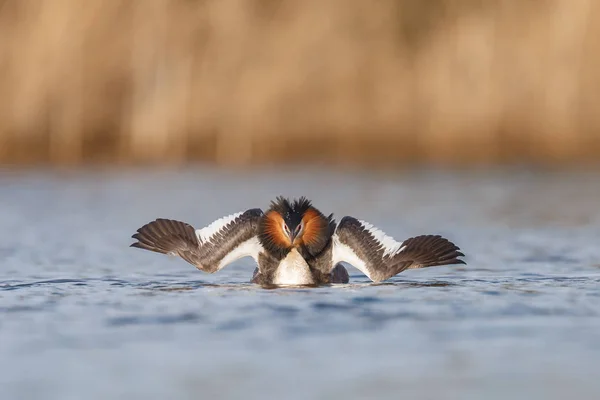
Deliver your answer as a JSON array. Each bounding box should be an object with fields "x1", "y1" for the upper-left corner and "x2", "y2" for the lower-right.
[
  {"x1": 106, "y1": 312, "x2": 202, "y2": 327},
  {"x1": 3, "y1": 169, "x2": 600, "y2": 399}
]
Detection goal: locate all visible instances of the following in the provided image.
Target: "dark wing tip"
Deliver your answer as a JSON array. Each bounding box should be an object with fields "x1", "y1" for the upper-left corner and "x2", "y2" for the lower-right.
[
  {"x1": 128, "y1": 218, "x2": 198, "y2": 254},
  {"x1": 399, "y1": 234, "x2": 466, "y2": 269}
]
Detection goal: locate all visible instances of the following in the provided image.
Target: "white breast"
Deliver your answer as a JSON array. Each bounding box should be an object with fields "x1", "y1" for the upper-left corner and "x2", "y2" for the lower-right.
[{"x1": 273, "y1": 249, "x2": 314, "y2": 286}]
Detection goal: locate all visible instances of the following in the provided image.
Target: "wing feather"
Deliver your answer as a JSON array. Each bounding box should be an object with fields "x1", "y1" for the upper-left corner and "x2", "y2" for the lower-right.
[
  {"x1": 332, "y1": 216, "x2": 465, "y2": 282},
  {"x1": 130, "y1": 208, "x2": 264, "y2": 273}
]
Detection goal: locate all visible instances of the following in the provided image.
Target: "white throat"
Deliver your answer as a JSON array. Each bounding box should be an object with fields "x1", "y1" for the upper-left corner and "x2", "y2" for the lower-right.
[{"x1": 273, "y1": 249, "x2": 314, "y2": 286}]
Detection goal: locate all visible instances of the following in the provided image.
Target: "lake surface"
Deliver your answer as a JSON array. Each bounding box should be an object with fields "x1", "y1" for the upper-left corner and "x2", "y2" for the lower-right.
[{"x1": 2, "y1": 166, "x2": 600, "y2": 400}]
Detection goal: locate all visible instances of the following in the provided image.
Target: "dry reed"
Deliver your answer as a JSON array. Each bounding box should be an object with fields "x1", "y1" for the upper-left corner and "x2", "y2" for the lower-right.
[{"x1": 0, "y1": 0, "x2": 599, "y2": 167}]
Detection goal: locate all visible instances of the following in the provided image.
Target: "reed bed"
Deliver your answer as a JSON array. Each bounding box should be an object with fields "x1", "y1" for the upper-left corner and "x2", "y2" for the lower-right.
[{"x1": 0, "y1": 0, "x2": 599, "y2": 167}]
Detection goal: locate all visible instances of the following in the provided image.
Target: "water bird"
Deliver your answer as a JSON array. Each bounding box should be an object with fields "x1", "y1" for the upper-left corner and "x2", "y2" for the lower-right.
[{"x1": 130, "y1": 197, "x2": 465, "y2": 286}]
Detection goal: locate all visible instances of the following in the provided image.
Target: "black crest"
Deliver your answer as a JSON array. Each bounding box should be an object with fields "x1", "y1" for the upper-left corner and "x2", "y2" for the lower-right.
[{"x1": 268, "y1": 196, "x2": 313, "y2": 226}]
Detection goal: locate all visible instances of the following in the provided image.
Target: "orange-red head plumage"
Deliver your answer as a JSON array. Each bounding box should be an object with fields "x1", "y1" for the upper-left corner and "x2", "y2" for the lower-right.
[
  {"x1": 258, "y1": 197, "x2": 335, "y2": 258},
  {"x1": 262, "y1": 210, "x2": 292, "y2": 249},
  {"x1": 297, "y1": 208, "x2": 325, "y2": 247}
]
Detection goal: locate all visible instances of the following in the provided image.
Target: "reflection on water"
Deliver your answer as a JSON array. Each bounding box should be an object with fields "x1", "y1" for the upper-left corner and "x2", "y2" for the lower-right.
[{"x1": 1, "y1": 167, "x2": 600, "y2": 399}]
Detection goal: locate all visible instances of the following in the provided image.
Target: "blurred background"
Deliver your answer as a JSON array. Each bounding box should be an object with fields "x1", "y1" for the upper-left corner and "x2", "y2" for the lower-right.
[
  {"x1": 1, "y1": 0, "x2": 599, "y2": 168},
  {"x1": 3, "y1": 2, "x2": 600, "y2": 400}
]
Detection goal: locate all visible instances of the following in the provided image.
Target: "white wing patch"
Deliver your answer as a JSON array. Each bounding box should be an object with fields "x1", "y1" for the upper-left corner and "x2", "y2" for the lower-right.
[
  {"x1": 331, "y1": 234, "x2": 374, "y2": 281},
  {"x1": 196, "y1": 212, "x2": 243, "y2": 243},
  {"x1": 216, "y1": 236, "x2": 263, "y2": 271},
  {"x1": 358, "y1": 220, "x2": 405, "y2": 257}
]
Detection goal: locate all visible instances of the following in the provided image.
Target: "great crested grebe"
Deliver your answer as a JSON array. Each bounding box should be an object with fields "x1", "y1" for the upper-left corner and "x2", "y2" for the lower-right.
[{"x1": 130, "y1": 197, "x2": 465, "y2": 286}]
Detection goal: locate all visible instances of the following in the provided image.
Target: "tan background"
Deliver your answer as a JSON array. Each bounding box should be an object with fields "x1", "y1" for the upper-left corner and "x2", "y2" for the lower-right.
[{"x1": 1, "y1": 0, "x2": 599, "y2": 167}]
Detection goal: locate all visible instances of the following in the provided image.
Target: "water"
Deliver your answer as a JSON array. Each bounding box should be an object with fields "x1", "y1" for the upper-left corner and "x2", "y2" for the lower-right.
[{"x1": 2, "y1": 166, "x2": 600, "y2": 400}]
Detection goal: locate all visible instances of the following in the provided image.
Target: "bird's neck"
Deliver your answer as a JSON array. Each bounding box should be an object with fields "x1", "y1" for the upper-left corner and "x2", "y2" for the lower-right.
[{"x1": 273, "y1": 249, "x2": 314, "y2": 286}]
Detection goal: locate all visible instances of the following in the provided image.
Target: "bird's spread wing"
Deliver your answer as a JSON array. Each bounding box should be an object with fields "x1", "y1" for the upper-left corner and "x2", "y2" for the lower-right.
[
  {"x1": 130, "y1": 208, "x2": 264, "y2": 273},
  {"x1": 331, "y1": 216, "x2": 465, "y2": 282}
]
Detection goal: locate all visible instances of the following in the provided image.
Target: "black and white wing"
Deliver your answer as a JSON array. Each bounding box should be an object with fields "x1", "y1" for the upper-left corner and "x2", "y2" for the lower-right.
[
  {"x1": 130, "y1": 208, "x2": 264, "y2": 273},
  {"x1": 331, "y1": 216, "x2": 465, "y2": 282}
]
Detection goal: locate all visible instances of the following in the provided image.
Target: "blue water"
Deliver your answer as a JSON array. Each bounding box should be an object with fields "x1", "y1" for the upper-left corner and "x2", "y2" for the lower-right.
[{"x1": 2, "y1": 167, "x2": 600, "y2": 399}]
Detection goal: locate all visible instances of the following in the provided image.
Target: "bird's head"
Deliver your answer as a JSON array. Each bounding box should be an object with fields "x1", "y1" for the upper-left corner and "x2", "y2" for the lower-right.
[{"x1": 258, "y1": 196, "x2": 335, "y2": 258}]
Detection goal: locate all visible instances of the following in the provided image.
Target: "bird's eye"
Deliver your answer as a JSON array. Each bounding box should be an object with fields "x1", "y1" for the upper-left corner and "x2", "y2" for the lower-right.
[
  {"x1": 295, "y1": 225, "x2": 301, "y2": 234},
  {"x1": 284, "y1": 225, "x2": 290, "y2": 234}
]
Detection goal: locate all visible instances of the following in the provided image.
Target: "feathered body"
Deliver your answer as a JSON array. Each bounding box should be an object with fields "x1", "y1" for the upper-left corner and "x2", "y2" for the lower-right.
[{"x1": 130, "y1": 197, "x2": 465, "y2": 286}]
